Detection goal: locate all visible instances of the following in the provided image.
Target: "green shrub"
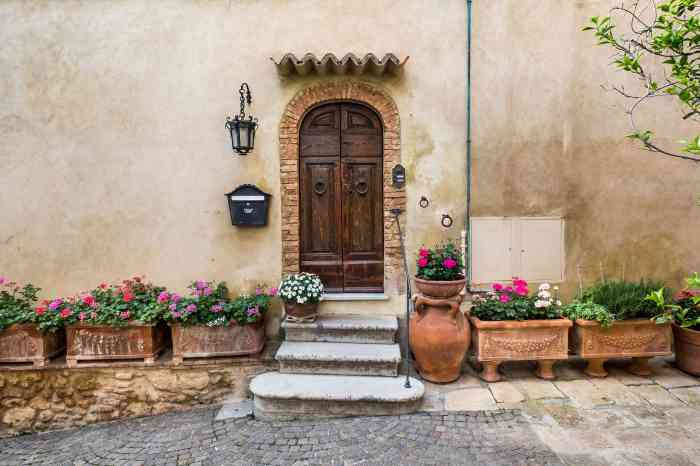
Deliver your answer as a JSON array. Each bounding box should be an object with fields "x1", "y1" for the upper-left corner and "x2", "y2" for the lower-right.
[
  {"x1": 561, "y1": 301, "x2": 614, "y2": 327},
  {"x1": 582, "y1": 279, "x2": 664, "y2": 320}
]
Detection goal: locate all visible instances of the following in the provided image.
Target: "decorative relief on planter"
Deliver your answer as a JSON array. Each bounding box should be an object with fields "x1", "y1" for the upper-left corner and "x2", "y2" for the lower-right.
[
  {"x1": 469, "y1": 317, "x2": 572, "y2": 382},
  {"x1": 0, "y1": 325, "x2": 65, "y2": 368},
  {"x1": 573, "y1": 318, "x2": 672, "y2": 378},
  {"x1": 171, "y1": 322, "x2": 265, "y2": 364},
  {"x1": 66, "y1": 324, "x2": 165, "y2": 367}
]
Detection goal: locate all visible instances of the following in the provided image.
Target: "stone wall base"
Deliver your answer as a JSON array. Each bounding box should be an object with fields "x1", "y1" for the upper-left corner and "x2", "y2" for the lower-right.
[{"x1": 0, "y1": 346, "x2": 278, "y2": 437}]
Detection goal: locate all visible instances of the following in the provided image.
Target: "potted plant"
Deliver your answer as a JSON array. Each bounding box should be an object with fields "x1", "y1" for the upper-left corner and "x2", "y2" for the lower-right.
[
  {"x1": 645, "y1": 273, "x2": 700, "y2": 376},
  {"x1": 165, "y1": 281, "x2": 275, "y2": 364},
  {"x1": 278, "y1": 272, "x2": 323, "y2": 322},
  {"x1": 64, "y1": 276, "x2": 168, "y2": 367},
  {"x1": 0, "y1": 277, "x2": 65, "y2": 367},
  {"x1": 409, "y1": 242, "x2": 469, "y2": 383},
  {"x1": 469, "y1": 280, "x2": 572, "y2": 382},
  {"x1": 414, "y1": 242, "x2": 466, "y2": 298},
  {"x1": 565, "y1": 279, "x2": 671, "y2": 377}
]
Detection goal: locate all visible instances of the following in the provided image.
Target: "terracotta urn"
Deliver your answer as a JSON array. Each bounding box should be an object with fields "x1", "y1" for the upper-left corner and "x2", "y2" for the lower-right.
[
  {"x1": 283, "y1": 301, "x2": 319, "y2": 323},
  {"x1": 673, "y1": 323, "x2": 700, "y2": 376},
  {"x1": 572, "y1": 318, "x2": 672, "y2": 377},
  {"x1": 469, "y1": 316, "x2": 572, "y2": 382},
  {"x1": 410, "y1": 294, "x2": 469, "y2": 383},
  {"x1": 413, "y1": 276, "x2": 466, "y2": 299}
]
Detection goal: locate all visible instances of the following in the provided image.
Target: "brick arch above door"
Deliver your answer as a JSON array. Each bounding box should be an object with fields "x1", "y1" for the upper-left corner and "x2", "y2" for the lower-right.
[{"x1": 279, "y1": 80, "x2": 405, "y2": 294}]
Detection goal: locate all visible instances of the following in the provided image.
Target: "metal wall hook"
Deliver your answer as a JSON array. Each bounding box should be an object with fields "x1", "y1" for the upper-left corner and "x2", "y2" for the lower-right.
[
  {"x1": 441, "y1": 214, "x2": 454, "y2": 228},
  {"x1": 419, "y1": 196, "x2": 430, "y2": 209}
]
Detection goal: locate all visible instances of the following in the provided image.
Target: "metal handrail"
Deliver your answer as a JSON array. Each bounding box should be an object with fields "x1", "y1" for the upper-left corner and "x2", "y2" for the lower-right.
[{"x1": 390, "y1": 208, "x2": 412, "y2": 388}]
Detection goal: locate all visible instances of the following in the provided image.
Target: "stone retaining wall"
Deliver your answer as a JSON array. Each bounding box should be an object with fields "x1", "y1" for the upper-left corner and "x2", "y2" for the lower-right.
[{"x1": 0, "y1": 349, "x2": 277, "y2": 437}]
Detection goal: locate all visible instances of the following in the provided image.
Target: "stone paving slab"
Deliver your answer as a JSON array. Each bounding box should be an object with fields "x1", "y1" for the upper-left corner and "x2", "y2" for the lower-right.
[
  {"x1": 489, "y1": 381, "x2": 526, "y2": 403},
  {"x1": 627, "y1": 384, "x2": 686, "y2": 408},
  {"x1": 445, "y1": 387, "x2": 496, "y2": 411},
  {"x1": 514, "y1": 379, "x2": 566, "y2": 400},
  {"x1": 0, "y1": 407, "x2": 562, "y2": 466}
]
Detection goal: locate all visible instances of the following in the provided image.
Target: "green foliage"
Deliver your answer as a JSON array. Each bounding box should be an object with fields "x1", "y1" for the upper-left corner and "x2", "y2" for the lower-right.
[
  {"x1": 585, "y1": 1, "x2": 700, "y2": 160},
  {"x1": 582, "y1": 279, "x2": 664, "y2": 320},
  {"x1": 0, "y1": 279, "x2": 41, "y2": 331},
  {"x1": 645, "y1": 273, "x2": 700, "y2": 329},
  {"x1": 561, "y1": 301, "x2": 615, "y2": 327},
  {"x1": 416, "y1": 241, "x2": 464, "y2": 281}
]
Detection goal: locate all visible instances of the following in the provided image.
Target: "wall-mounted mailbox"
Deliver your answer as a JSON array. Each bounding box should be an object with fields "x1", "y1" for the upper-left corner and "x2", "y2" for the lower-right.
[{"x1": 225, "y1": 184, "x2": 271, "y2": 227}]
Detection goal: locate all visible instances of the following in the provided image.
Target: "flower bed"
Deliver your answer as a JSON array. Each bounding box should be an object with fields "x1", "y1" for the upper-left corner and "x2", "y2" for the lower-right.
[
  {"x1": 470, "y1": 281, "x2": 570, "y2": 382},
  {"x1": 0, "y1": 278, "x2": 65, "y2": 367},
  {"x1": 164, "y1": 281, "x2": 274, "y2": 364}
]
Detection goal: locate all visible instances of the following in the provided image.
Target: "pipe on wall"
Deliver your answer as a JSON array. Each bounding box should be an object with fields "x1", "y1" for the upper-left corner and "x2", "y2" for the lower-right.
[{"x1": 465, "y1": 0, "x2": 474, "y2": 288}]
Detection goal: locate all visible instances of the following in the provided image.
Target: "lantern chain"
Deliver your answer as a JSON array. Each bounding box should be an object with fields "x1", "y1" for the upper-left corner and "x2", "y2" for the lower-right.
[{"x1": 239, "y1": 82, "x2": 252, "y2": 120}]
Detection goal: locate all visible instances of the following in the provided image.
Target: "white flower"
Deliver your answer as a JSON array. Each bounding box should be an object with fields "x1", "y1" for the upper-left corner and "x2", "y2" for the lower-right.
[
  {"x1": 553, "y1": 286, "x2": 559, "y2": 291},
  {"x1": 538, "y1": 283, "x2": 551, "y2": 291},
  {"x1": 556, "y1": 300, "x2": 562, "y2": 306},
  {"x1": 535, "y1": 300, "x2": 545, "y2": 308},
  {"x1": 538, "y1": 290, "x2": 551, "y2": 299}
]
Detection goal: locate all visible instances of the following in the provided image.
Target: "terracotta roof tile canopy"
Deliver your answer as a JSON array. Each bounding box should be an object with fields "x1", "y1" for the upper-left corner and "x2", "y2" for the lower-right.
[{"x1": 272, "y1": 53, "x2": 408, "y2": 77}]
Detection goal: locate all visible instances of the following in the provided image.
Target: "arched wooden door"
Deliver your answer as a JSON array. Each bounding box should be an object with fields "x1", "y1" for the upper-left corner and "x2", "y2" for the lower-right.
[{"x1": 299, "y1": 102, "x2": 384, "y2": 293}]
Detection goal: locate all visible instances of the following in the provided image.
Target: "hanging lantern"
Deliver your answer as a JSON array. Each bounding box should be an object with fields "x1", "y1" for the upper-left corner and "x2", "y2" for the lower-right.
[{"x1": 225, "y1": 83, "x2": 258, "y2": 155}]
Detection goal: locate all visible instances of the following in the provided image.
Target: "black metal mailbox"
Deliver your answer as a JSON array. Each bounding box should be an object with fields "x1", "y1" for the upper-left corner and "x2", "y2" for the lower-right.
[{"x1": 225, "y1": 184, "x2": 271, "y2": 227}]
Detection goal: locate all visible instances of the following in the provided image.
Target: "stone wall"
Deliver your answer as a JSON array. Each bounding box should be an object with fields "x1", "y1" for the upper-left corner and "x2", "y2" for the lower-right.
[{"x1": 0, "y1": 356, "x2": 276, "y2": 437}]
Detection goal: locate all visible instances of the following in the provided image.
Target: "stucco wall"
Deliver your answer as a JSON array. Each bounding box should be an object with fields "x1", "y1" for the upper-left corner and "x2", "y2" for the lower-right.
[{"x1": 1, "y1": 0, "x2": 698, "y2": 309}]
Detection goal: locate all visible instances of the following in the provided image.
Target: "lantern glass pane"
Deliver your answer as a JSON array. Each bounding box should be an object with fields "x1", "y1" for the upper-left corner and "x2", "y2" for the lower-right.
[
  {"x1": 249, "y1": 124, "x2": 256, "y2": 149},
  {"x1": 231, "y1": 124, "x2": 241, "y2": 149},
  {"x1": 239, "y1": 124, "x2": 250, "y2": 148}
]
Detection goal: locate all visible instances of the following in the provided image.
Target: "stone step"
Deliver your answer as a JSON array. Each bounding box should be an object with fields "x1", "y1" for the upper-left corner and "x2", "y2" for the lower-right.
[
  {"x1": 250, "y1": 372, "x2": 424, "y2": 420},
  {"x1": 282, "y1": 314, "x2": 397, "y2": 344},
  {"x1": 275, "y1": 341, "x2": 401, "y2": 377}
]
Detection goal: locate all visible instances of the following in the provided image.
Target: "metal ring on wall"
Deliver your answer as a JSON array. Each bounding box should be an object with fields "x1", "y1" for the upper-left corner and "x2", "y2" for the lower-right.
[
  {"x1": 419, "y1": 196, "x2": 430, "y2": 209},
  {"x1": 441, "y1": 214, "x2": 453, "y2": 228}
]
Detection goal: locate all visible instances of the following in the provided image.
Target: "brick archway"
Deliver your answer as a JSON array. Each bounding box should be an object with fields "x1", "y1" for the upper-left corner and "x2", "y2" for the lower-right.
[{"x1": 279, "y1": 80, "x2": 405, "y2": 293}]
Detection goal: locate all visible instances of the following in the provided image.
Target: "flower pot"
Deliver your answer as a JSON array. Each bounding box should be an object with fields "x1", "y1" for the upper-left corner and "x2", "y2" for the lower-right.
[
  {"x1": 469, "y1": 316, "x2": 572, "y2": 382},
  {"x1": 573, "y1": 318, "x2": 672, "y2": 377},
  {"x1": 283, "y1": 302, "x2": 319, "y2": 323},
  {"x1": 171, "y1": 320, "x2": 265, "y2": 364},
  {"x1": 410, "y1": 294, "x2": 469, "y2": 383},
  {"x1": 673, "y1": 323, "x2": 700, "y2": 376},
  {"x1": 66, "y1": 322, "x2": 166, "y2": 367},
  {"x1": 0, "y1": 324, "x2": 65, "y2": 368},
  {"x1": 413, "y1": 277, "x2": 466, "y2": 299}
]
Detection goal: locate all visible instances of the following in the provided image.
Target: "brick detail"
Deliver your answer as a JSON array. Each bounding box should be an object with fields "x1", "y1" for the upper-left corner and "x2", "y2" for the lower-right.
[{"x1": 279, "y1": 80, "x2": 406, "y2": 293}]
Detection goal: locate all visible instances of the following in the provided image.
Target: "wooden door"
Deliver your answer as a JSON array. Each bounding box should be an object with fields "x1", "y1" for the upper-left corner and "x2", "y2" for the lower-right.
[{"x1": 299, "y1": 103, "x2": 383, "y2": 293}]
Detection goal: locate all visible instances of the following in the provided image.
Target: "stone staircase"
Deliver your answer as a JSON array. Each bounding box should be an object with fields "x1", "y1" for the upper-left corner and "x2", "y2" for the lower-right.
[{"x1": 249, "y1": 314, "x2": 424, "y2": 420}]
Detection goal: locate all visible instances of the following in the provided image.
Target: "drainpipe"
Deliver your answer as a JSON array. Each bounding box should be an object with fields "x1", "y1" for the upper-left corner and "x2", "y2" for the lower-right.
[{"x1": 465, "y1": 0, "x2": 474, "y2": 289}]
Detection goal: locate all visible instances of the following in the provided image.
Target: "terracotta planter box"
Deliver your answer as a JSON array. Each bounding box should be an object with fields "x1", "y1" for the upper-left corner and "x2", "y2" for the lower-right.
[
  {"x1": 672, "y1": 323, "x2": 700, "y2": 376},
  {"x1": 66, "y1": 323, "x2": 166, "y2": 367},
  {"x1": 469, "y1": 316, "x2": 572, "y2": 382},
  {"x1": 0, "y1": 324, "x2": 65, "y2": 368},
  {"x1": 573, "y1": 318, "x2": 672, "y2": 377},
  {"x1": 171, "y1": 321, "x2": 265, "y2": 365}
]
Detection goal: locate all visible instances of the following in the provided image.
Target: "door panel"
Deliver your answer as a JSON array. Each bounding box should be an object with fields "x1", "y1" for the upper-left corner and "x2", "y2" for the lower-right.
[
  {"x1": 299, "y1": 102, "x2": 383, "y2": 293},
  {"x1": 299, "y1": 158, "x2": 343, "y2": 292},
  {"x1": 342, "y1": 157, "x2": 384, "y2": 292},
  {"x1": 300, "y1": 105, "x2": 341, "y2": 157}
]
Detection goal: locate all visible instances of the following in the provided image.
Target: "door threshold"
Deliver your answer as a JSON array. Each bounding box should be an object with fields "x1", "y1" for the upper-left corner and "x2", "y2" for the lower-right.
[{"x1": 322, "y1": 293, "x2": 390, "y2": 302}]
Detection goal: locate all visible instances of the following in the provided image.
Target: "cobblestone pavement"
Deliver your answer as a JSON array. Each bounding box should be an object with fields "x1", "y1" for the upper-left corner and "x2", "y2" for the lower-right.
[{"x1": 0, "y1": 407, "x2": 561, "y2": 466}]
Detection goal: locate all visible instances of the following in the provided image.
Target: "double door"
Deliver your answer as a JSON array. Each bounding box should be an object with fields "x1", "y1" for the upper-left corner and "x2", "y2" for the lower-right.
[{"x1": 299, "y1": 103, "x2": 384, "y2": 293}]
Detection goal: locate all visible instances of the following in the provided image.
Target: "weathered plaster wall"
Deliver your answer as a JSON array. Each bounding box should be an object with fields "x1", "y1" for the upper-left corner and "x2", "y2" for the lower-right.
[{"x1": 1, "y1": 0, "x2": 698, "y2": 309}]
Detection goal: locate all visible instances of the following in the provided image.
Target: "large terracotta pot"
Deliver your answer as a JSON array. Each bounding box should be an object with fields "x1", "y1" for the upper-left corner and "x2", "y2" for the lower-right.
[
  {"x1": 673, "y1": 323, "x2": 700, "y2": 376},
  {"x1": 284, "y1": 301, "x2": 319, "y2": 323},
  {"x1": 469, "y1": 316, "x2": 572, "y2": 382},
  {"x1": 409, "y1": 294, "x2": 469, "y2": 383},
  {"x1": 573, "y1": 318, "x2": 672, "y2": 377},
  {"x1": 0, "y1": 324, "x2": 65, "y2": 368},
  {"x1": 413, "y1": 277, "x2": 466, "y2": 299},
  {"x1": 171, "y1": 319, "x2": 265, "y2": 365},
  {"x1": 66, "y1": 322, "x2": 166, "y2": 367}
]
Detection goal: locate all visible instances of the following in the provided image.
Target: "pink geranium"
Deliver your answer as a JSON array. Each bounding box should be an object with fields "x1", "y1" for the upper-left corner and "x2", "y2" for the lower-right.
[
  {"x1": 492, "y1": 283, "x2": 504, "y2": 292},
  {"x1": 35, "y1": 306, "x2": 46, "y2": 316},
  {"x1": 157, "y1": 291, "x2": 170, "y2": 304},
  {"x1": 211, "y1": 304, "x2": 223, "y2": 313},
  {"x1": 515, "y1": 286, "x2": 529, "y2": 296},
  {"x1": 0, "y1": 277, "x2": 5, "y2": 285},
  {"x1": 419, "y1": 248, "x2": 429, "y2": 258},
  {"x1": 185, "y1": 304, "x2": 197, "y2": 314},
  {"x1": 418, "y1": 257, "x2": 429, "y2": 267},
  {"x1": 499, "y1": 294, "x2": 512, "y2": 303},
  {"x1": 443, "y1": 258, "x2": 458, "y2": 270},
  {"x1": 122, "y1": 292, "x2": 134, "y2": 303},
  {"x1": 82, "y1": 294, "x2": 96, "y2": 307},
  {"x1": 268, "y1": 287, "x2": 278, "y2": 297},
  {"x1": 171, "y1": 294, "x2": 182, "y2": 303},
  {"x1": 119, "y1": 311, "x2": 130, "y2": 320},
  {"x1": 49, "y1": 299, "x2": 63, "y2": 310},
  {"x1": 60, "y1": 308, "x2": 72, "y2": 319},
  {"x1": 78, "y1": 312, "x2": 86, "y2": 321}
]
